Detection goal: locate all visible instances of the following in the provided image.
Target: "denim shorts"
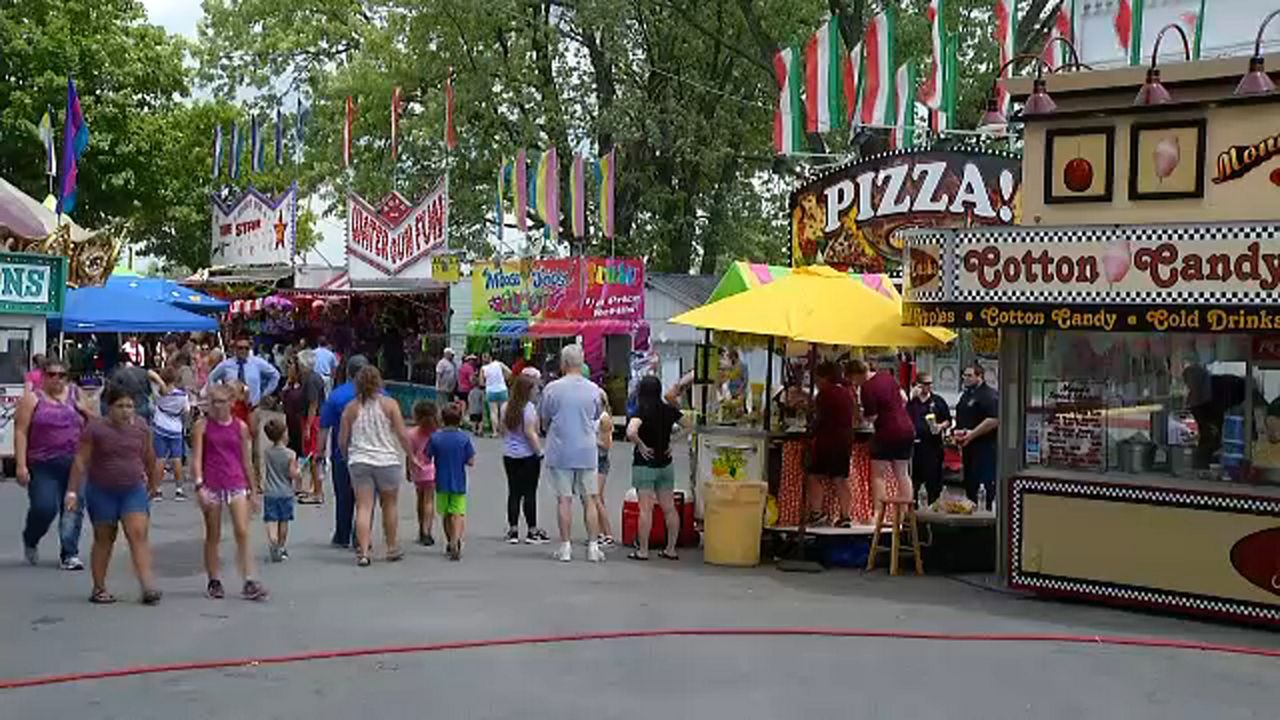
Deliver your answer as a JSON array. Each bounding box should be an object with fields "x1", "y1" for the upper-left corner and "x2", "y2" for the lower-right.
[
  {"x1": 597, "y1": 448, "x2": 611, "y2": 476},
  {"x1": 85, "y1": 483, "x2": 150, "y2": 525},
  {"x1": 153, "y1": 431, "x2": 185, "y2": 460},
  {"x1": 262, "y1": 495, "x2": 295, "y2": 522},
  {"x1": 486, "y1": 390, "x2": 509, "y2": 404},
  {"x1": 632, "y1": 464, "x2": 676, "y2": 493}
]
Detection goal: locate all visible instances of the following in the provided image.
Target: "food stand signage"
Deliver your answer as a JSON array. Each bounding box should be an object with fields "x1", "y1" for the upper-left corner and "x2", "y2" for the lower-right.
[
  {"x1": 790, "y1": 149, "x2": 1021, "y2": 273},
  {"x1": 346, "y1": 181, "x2": 449, "y2": 283},
  {"x1": 472, "y1": 257, "x2": 645, "y2": 322},
  {"x1": 210, "y1": 184, "x2": 297, "y2": 266},
  {"x1": 0, "y1": 252, "x2": 66, "y2": 315},
  {"x1": 903, "y1": 222, "x2": 1280, "y2": 332}
]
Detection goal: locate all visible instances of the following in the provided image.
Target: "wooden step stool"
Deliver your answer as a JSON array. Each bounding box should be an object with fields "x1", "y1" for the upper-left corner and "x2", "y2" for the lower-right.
[{"x1": 865, "y1": 499, "x2": 924, "y2": 576}]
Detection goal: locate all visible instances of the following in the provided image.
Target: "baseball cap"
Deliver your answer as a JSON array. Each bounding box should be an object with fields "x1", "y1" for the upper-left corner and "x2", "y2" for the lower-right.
[{"x1": 347, "y1": 354, "x2": 370, "y2": 375}]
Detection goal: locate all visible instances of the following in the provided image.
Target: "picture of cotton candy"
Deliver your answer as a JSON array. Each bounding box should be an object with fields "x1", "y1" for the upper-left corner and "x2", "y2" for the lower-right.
[
  {"x1": 1153, "y1": 136, "x2": 1181, "y2": 181},
  {"x1": 1102, "y1": 238, "x2": 1131, "y2": 284}
]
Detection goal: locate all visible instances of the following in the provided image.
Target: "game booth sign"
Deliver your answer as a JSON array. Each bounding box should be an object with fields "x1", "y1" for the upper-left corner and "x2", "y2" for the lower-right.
[
  {"x1": 468, "y1": 257, "x2": 648, "y2": 389},
  {"x1": 789, "y1": 149, "x2": 1021, "y2": 273},
  {"x1": 902, "y1": 59, "x2": 1280, "y2": 626},
  {"x1": 210, "y1": 184, "x2": 297, "y2": 266},
  {"x1": 346, "y1": 179, "x2": 449, "y2": 286}
]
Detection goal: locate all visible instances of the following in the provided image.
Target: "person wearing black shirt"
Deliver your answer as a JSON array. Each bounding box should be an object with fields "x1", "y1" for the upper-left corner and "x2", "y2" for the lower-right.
[
  {"x1": 955, "y1": 363, "x2": 999, "y2": 503},
  {"x1": 906, "y1": 373, "x2": 952, "y2": 504},
  {"x1": 625, "y1": 372, "x2": 692, "y2": 561}
]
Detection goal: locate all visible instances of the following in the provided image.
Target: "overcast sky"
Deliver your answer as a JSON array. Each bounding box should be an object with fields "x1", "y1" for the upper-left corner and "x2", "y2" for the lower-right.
[{"x1": 142, "y1": 0, "x2": 201, "y2": 38}]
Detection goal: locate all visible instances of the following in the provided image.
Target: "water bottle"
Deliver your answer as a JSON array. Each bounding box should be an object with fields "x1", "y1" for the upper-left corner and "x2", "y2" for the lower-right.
[
  {"x1": 977, "y1": 484, "x2": 987, "y2": 512},
  {"x1": 917, "y1": 484, "x2": 929, "y2": 510}
]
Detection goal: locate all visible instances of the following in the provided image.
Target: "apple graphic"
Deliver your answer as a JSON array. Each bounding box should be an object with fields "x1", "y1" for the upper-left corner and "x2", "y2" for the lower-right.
[{"x1": 1063, "y1": 157, "x2": 1094, "y2": 192}]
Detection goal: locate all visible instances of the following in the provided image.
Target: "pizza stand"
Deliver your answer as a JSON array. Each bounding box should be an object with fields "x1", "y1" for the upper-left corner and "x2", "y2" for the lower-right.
[
  {"x1": 902, "y1": 50, "x2": 1280, "y2": 624},
  {"x1": 670, "y1": 265, "x2": 952, "y2": 568}
]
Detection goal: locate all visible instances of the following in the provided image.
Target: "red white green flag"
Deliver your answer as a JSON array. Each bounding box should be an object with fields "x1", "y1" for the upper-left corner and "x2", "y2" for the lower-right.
[
  {"x1": 1115, "y1": 0, "x2": 1144, "y2": 64},
  {"x1": 805, "y1": 15, "x2": 846, "y2": 134},
  {"x1": 1040, "y1": 4, "x2": 1073, "y2": 69},
  {"x1": 994, "y1": 0, "x2": 1015, "y2": 115},
  {"x1": 859, "y1": 10, "x2": 895, "y2": 126},
  {"x1": 772, "y1": 47, "x2": 804, "y2": 155},
  {"x1": 892, "y1": 60, "x2": 917, "y2": 149},
  {"x1": 919, "y1": 0, "x2": 944, "y2": 110},
  {"x1": 1180, "y1": 1, "x2": 1206, "y2": 59},
  {"x1": 843, "y1": 41, "x2": 862, "y2": 127}
]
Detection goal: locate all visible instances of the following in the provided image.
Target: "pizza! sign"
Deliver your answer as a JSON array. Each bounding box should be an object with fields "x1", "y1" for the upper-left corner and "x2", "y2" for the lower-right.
[
  {"x1": 210, "y1": 184, "x2": 297, "y2": 267},
  {"x1": 790, "y1": 150, "x2": 1021, "y2": 273},
  {"x1": 346, "y1": 180, "x2": 449, "y2": 283}
]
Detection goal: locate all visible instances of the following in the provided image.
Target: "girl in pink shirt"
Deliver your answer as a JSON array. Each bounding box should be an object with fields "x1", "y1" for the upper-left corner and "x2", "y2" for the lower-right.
[{"x1": 409, "y1": 400, "x2": 439, "y2": 546}]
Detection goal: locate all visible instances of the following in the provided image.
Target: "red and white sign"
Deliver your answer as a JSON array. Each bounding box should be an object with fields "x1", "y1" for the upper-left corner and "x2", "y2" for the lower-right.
[
  {"x1": 346, "y1": 180, "x2": 449, "y2": 284},
  {"x1": 210, "y1": 184, "x2": 297, "y2": 267}
]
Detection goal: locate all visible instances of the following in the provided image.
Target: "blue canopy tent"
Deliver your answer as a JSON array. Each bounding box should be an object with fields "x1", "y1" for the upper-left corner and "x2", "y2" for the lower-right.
[
  {"x1": 104, "y1": 275, "x2": 229, "y2": 314},
  {"x1": 52, "y1": 286, "x2": 219, "y2": 334}
]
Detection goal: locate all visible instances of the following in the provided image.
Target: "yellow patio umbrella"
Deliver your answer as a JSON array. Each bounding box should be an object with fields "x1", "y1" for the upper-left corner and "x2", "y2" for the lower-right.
[{"x1": 671, "y1": 265, "x2": 954, "y2": 348}]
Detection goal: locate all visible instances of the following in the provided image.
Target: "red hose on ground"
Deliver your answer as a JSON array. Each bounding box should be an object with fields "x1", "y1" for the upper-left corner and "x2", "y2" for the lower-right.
[{"x1": 1, "y1": 627, "x2": 1277, "y2": 691}]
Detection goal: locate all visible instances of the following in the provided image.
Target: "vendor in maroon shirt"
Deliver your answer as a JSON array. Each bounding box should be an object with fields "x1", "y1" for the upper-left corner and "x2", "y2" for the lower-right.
[
  {"x1": 849, "y1": 357, "x2": 916, "y2": 503},
  {"x1": 806, "y1": 361, "x2": 856, "y2": 528}
]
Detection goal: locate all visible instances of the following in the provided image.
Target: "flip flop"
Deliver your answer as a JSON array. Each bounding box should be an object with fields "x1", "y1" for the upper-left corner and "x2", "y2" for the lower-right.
[
  {"x1": 386, "y1": 549, "x2": 405, "y2": 562},
  {"x1": 627, "y1": 551, "x2": 650, "y2": 561},
  {"x1": 657, "y1": 550, "x2": 680, "y2": 561}
]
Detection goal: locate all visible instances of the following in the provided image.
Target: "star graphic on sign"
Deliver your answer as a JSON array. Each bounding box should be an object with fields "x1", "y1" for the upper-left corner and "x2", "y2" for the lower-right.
[{"x1": 274, "y1": 210, "x2": 288, "y2": 249}]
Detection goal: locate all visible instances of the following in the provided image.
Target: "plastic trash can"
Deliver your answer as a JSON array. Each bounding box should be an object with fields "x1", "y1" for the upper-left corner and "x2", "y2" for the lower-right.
[{"x1": 702, "y1": 481, "x2": 767, "y2": 567}]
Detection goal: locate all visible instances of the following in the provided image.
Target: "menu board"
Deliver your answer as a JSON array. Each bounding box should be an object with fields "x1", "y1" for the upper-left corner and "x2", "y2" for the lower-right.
[{"x1": 1041, "y1": 381, "x2": 1107, "y2": 471}]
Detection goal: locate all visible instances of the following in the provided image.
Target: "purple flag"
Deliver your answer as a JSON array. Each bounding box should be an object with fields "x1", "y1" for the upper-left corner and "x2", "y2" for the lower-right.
[{"x1": 58, "y1": 78, "x2": 89, "y2": 216}]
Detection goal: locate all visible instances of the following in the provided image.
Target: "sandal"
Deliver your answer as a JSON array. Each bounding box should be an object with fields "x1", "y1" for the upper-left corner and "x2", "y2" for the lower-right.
[
  {"x1": 356, "y1": 555, "x2": 372, "y2": 567},
  {"x1": 141, "y1": 589, "x2": 163, "y2": 606},
  {"x1": 385, "y1": 548, "x2": 405, "y2": 562},
  {"x1": 657, "y1": 550, "x2": 680, "y2": 561},
  {"x1": 627, "y1": 551, "x2": 650, "y2": 561},
  {"x1": 89, "y1": 588, "x2": 116, "y2": 604}
]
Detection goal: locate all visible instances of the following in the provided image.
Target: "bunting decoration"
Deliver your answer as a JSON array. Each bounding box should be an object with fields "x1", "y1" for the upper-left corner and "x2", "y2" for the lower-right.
[
  {"x1": 514, "y1": 148, "x2": 528, "y2": 232},
  {"x1": 844, "y1": 41, "x2": 862, "y2": 127},
  {"x1": 920, "y1": 0, "x2": 944, "y2": 110},
  {"x1": 994, "y1": 0, "x2": 1015, "y2": 116},
  {"x1": 1041, "y1": 4, "x2": 1073, "y2": 69},
  {"x1": 250, "y1": 115, "x2": 262, "y2": 173},
  {"x1": 212, "y1": 125, "x2": 223, "y2": 179},
  {"x1": 595, "y1": 148, "x2": 615, "y2": 239},
  {"x1": 39, "y1": 108, "x2": 56, "y2": 178},
  {"x1": 343, "y1": 96, "x2": 354, "y2": 169},
  {"x1": 229, "y1": 124, "x2": 242, "y2": 179},
  {"x1": 570, "y1": 153, "x2": 586, "y2": 239},
  {"x1": 536, "y1": 147, "x2": 558, "y2": 239},
  {"x1": 58, "y1": 77, "x2": 89, "y2": 216},
  {"x1": 444, "y1": 67, "x2": 458, "y2": 150},
  {"x1": 391, "y1": 86, "x2": 402, "y2": 162},
  {"x1": 772, "y1": 46, "x2": 804, "y2": 155},
  {"x1": 275, "y1": 107, "x2": 284, "y2": 166},
  {"x1": 805, "y1": 15, "x2": 846, "y2": 134},
  {"x1": 859, "y1": 10, "x2": 894, "y2": 126},
  {"x1": 892, "y1": 60, "x2": 917, "y2": 149}
]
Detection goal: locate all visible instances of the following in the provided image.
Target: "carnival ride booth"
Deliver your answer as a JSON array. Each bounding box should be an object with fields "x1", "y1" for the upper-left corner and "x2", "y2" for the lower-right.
[
  {"x1": 902, "y1": 53, "x2": 1280, "y2": 625},
  {"x1": 672, "y1": 265, "x2": 953, "y2": 567}
]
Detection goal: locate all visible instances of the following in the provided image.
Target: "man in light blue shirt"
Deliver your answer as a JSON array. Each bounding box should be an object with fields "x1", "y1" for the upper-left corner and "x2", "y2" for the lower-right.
[
  {"x1": 313, "y1": 336, "x2": 338, "y2": 392},
  {"x1": 540, "y1": 344, "x2": 606, "y2": 563},
  {"x1": 208, "y1": 337, "x2": 281, "y2": 407}
]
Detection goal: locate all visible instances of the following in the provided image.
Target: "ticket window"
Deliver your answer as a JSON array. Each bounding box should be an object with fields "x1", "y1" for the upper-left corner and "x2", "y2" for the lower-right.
[{"x1": 0, "y1": 327, "x2": 32, "y2": 385}]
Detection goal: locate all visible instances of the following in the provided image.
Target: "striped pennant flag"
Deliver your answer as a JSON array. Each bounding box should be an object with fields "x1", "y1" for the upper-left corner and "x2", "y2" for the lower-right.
[
  {"x1": 1114, "y1": 0, "x2": 1145, "y2": 64},
  {"x1": 920, "y1": 0, "x2": 944, "y2": 109},
  {"x1": 570, "y1": 153, "x2": 586, "y2": 239},
  {"x1": 805, "y1": 15, "x2": 845, "y2": 134},
  {"x1": 391, "y1": 86, "x2": 402, "y2": 162},
  {"x1": 859, "y1": 10, "x2": 894, "y2": 126},
  {"x1": 39, "y1": 108, "x2": 56, "y2": 178},
  {"x1": 250, "y1": 116, "x2": 263, "y2": 173},
  {"x1": 843, "y1": 41, "x2": 862, "y2": 127},
  {"x1": 595, "y1": 148, "x2": 615, "y2": 239},
  {"x1": 514, "y1": 148, "x2": 528, "y2": 233},
  {"x1": 1041, "y1": 3, "x2": 1073, "y2": 69},
  {"x1": 229, "y1": 124, "x2": 242, "y2": 179},
  {"x1": 1181, "y1": 1, "x2": 1205, "y2": 59},
  {"x1": 771, "y1": 47, "x2": 804, "y2": 155},
  {"x1": 343, "y1": 96, "x2": 355, "y2": 169},
  {"x1": 495, "y1": 160, "x2": 507, "y2": 240},
  {"x1": 536, "y1": 147, "x2": 558, "y2": 239},
  {"x1": 211, "y1": 125, "x2": 223, "y2": 179},
  {"x1": 892, "y1": 60, "x2": 917, "y2": 149},
  {"x1": 994, "y1": 0, "x2": 1015, "y2": 115},
  {"x1": 274, "y1": 107, "x2": 284, "y2": 165}
]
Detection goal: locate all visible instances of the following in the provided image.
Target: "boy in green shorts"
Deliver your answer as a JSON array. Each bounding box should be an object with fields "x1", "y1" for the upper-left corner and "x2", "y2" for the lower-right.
[{"x1": 425, "y1": 403, "x2": 476, "y2": 561}]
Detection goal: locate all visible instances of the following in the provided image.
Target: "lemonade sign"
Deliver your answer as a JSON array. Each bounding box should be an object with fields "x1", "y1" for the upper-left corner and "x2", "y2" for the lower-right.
[{"x1": 710, "y1": 446, "x2": 749, "y2": 481}]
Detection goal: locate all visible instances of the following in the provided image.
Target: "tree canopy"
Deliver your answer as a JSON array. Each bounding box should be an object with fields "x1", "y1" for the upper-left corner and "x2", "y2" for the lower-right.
[{"x1": 2, "y1": 0, "x2": 1063, "y2": 274}]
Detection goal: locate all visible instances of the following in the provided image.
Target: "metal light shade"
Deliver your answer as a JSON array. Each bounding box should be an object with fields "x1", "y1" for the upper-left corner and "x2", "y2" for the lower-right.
[
  {"x1": 1135, "y1": 68, "x2": 1173, "y2": 105},
  {"x1": 1023, "y1": 78, "x2": 1057, "y2": 115},
  {"x1": 978, "y1": 96, "x2": 1007, "y2": 133},
  {"x1": 1236, "y1": 56, "x2": 1276, "y2": 95}
]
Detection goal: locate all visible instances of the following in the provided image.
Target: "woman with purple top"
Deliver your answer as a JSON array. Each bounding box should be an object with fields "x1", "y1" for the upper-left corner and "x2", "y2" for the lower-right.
[
  {"x1": 15, "y1": 358, "x2": 88, "y2": 570},
  {"x1": 65, "y1": 384, "x2": 163, "y2": 605},
  {"x1": 192, "y1": 384, "x2": 268, "y2": 601}
]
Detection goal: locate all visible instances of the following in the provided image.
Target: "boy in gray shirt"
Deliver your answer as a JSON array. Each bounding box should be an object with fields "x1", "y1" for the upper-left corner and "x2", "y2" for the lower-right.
[{"x1": 262, "y1": 419, "x2": 301, "y2": 562}]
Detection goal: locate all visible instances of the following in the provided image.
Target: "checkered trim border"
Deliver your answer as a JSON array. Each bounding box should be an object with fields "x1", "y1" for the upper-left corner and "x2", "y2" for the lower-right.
[
  {"x1": 1009, "y1": 476, "x2": 1280, "y2": 623},
  {"x1": 902, "y1": 222, "x2": 1280, "y2": 305}
]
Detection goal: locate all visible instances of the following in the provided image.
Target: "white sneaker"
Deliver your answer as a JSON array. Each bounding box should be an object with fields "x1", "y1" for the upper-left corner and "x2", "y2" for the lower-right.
[
  {"x1": 553, "y1": 542, "x2": 572, "y2": 562},
  {"x1": 587, "y1": 541, "x2": 606, "y2": 563},
  {"x1": 60, "y1": 556, "x2": 85, "y2": 571}
]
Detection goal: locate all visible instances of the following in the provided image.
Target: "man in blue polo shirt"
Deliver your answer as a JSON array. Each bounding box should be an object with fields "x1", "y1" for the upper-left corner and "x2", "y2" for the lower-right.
[{"x1": 317, "y1": 354, "x2": 369, "y2": 548}]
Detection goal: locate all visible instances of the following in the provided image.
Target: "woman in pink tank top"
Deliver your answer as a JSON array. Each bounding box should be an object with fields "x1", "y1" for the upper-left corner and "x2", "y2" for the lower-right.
[{"x1": 192, "y1": 384, "x2": 268, "y2": 601}]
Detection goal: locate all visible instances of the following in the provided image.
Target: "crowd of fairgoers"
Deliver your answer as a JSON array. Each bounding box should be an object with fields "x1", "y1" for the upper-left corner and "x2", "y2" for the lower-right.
[{"x1": 14, "y1": 337, "x2": 693, "y2": 605}]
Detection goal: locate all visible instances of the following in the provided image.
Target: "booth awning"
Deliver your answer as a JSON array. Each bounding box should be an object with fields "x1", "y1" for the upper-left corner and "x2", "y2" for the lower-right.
[
  {"x1": 467, "y1": 318, "x2": 531, "y2": 338},
  {"x1": 52, "y1": 287, "x2": 219, "y2": 334},
  {"x1": 105, "y1": 275, "x2": 230, "y2": 313},
  {"x1": 672, "y1": 265, "x2": 953, "y2": 348},
  {"x1": 707, "y1": 261, "x2": 901, "y2": 305}
]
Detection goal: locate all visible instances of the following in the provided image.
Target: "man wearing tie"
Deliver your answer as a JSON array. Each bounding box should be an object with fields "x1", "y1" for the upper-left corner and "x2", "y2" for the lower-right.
[{"x1": 208, "y1": 337, "x2": 282, "y2": 408}]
